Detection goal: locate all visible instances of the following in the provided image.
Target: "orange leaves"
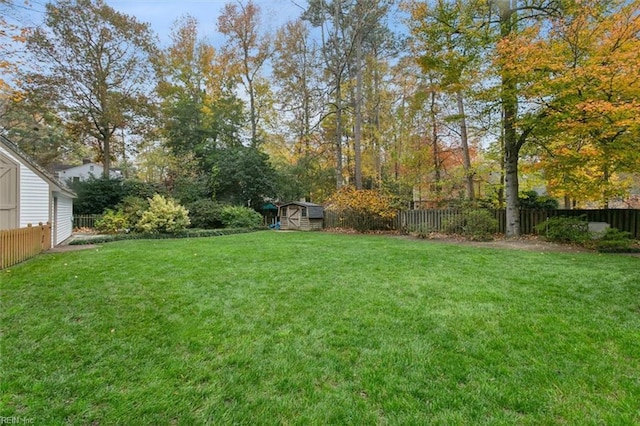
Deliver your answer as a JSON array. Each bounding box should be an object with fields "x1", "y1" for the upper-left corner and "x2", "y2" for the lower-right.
[{"x1": 521, "y1": 0, "x2": 640, "y2": 205}]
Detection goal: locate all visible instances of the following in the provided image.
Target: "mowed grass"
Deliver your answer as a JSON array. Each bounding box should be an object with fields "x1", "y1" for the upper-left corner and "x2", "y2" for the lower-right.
[{"x1": 1, "y1": 231, "x2": 639, "y2": 425}]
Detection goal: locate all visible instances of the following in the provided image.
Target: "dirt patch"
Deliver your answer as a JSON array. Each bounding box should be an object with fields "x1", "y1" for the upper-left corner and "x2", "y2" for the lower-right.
[
  {"x1": 47, "y1": 244, "x2": 99, "y2": 253},
  {"x1": 47, "y1": 232, "x2": 106, "y2": 253},
  {"x1": 404, "y1": 234, "x2": 593, "y2": 253},
  {"x1": 403, "y1": 233, "x2": 640, "y2": 256},
  {"x1": 323, "y1": 228, "x2": 596, "y2": 254}
]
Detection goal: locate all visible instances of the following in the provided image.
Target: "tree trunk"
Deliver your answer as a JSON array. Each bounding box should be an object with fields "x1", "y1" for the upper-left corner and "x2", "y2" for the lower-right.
[
  {"x1": 103, "y1": 132, "x2": 111, "y2": 179},
  {"x1": 335, "y1": 81, "x2": 344, "y2": 189},
  {"x1": 373, "y1": 61, "x2": 382, "y2": 188},
  {"x1": 602, "y1": 162, "x2": 610, "y2": 209},
  {"x1": 456, "y1": 90, "x2": 474, "y2": 200},
  {"x1": 500, "y1": 0, "x2": 520, "y2": 237},
  {"x1": 248, "y1": 78, "x2": 258, "y2": 147},
  {"x1": 354, "y1": 29, "x2": 363, "y2": 190},
  {"x1": 502, "y1": 108, "x2": 520, "y2": 236},
  {"x1": 504, "y1": 142, "x2": 519, "y2": 237},
  {"x1": 429, "y1": 88, "x2": 441, "y2": 200},
  {"x1": 333, "y1": 0, "x2": 344, "y2": 189}
]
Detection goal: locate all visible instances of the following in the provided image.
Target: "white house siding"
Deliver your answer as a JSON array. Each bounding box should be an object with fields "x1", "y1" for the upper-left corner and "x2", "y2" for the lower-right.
[
  {"x1": 55, "y1": 194, "x2": 74, "y2": 244},
  {"x1": 58, "y1": 162, "x2": 120, "y2": 182},
  {"x1": 19, "y1": 164, "x2": 51, "y2": 228},
  {"x1": 0, "y1": 145, "x2": 51, "y2": 227}
]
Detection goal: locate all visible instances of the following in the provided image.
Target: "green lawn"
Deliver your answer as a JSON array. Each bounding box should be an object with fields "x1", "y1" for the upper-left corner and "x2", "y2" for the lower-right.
[{"x1": 1, "y1": 231, "x2": 639, "y2": 424}]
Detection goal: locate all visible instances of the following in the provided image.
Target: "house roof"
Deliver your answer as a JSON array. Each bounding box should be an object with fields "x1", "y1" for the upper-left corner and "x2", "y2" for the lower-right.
[
  {"x1": 0, "y1": 135, "x2": 76, "y2": 198},
  {"x1": 279, "y1": 201, "x2": 324, "y2": 219},
  {"x1": 52, "y1": 163, "x2": 79, "y2": 172}
]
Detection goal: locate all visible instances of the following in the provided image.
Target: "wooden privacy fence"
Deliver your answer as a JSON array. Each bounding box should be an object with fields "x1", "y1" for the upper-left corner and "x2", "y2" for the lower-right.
[
  {"x1": 324, "y1": 209, "x2": 640, "y2": 239},
  {"x1": 73, "y1": 214, "x2": 101, "y2": 229},
  {"x1": 324, "y1": 210, "x2": 395, "y2": 231},
  {"x1": 538, "y1": 209, "x2": 640, "y2": 239},
  {"x1": 1, "y1": 222, "x2": 52, "y2": 269}
]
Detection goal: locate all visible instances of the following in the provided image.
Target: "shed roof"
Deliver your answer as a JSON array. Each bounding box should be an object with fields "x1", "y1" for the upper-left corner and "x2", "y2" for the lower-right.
[
  {"x1": 0, "y1": 135, "x2": 76, "y2": 198},
  {"x1": 280, "y1": 201, "x2": 324, "y2": 219}
]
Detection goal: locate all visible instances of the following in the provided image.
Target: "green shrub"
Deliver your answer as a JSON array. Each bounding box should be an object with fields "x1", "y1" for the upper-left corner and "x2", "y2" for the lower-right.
[
  {"x1": 535, "y1": 216, "x2": 589, "y2": 244},
  {"x1": 592, "y1": 228, "x2": 633, "y2": 252},
  {"x1": 137, "y1": 195, "x2": 190, "y2": 234},
  {"x1": 95, "y1": 209, "x2": 128, "y2": 234},
  {"x1": 443, "y1": 209, "x2": 498, "y2": 241},
  {"x1": 220, "y1": 206, "x2": 262, "y2": 228},
  {"x1": 121, "y1": 179, "x2": 167, "y2": 200},
  {"x1": 519, "y1": 191, "x2": 559, "y2": 210},
  {"x1": 68, "y1": 228, "x2": 261, "y2": 245},
  {"x1": 443, "y1": 214, "x2": 466, "y2": 235},
  {"x1": 407, "y1": 223, "x2": 433, "y2": 239},
  {"x1": 71, "y1": 177, "x2": 125, "y2": 215},
  {"x1": 71, "y1": 177, "x2": 167, "y2": 215},
  {"x1": 186, "y1": 199, "x2": 224, "y2": 229},
  {"x1": 116, "y1": 196, "x2": 149, "y2": 230},
  {"x1": 171, "y1": 174, "x2": 212, "y2": 205}
]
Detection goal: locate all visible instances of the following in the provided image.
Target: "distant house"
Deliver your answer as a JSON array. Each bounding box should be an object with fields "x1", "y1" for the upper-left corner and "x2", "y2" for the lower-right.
[
  {"x1": 0, "y1": 135, "x2": 76, "y2": 245},
  {"x1": 55, "y1": 159, "x2": 121, "y2": 183},
  {"x1": 278, "y1": 201, "x2": 324, "y2": 231}
]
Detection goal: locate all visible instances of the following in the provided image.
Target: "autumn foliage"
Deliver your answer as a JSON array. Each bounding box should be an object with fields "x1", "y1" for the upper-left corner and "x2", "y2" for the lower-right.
[{"x1": 325, "y1": 186, "x2": 397, "y2": 232}]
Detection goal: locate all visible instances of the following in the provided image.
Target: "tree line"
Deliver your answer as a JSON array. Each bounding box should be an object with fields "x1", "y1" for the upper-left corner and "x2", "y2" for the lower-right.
[{"x1": 1, "y1": 0, "x2": 638, "y2": 236}]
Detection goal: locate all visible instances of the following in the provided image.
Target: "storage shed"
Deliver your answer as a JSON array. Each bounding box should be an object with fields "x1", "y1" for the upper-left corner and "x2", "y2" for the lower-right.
[
  {"x1": 0, "y1": 135, "x2": 75, "y2": 245},
  {"x1": 279, "y1": 201, "x2": 324, "y2": 231}
]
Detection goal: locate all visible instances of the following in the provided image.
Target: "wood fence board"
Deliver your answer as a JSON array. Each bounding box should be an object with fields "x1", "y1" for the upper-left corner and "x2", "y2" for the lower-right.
[
  {"x1": 325, "y1": 209, "x2": 639, "y2": 239},
  {"x1": 73, "y1": 214, "x2": 101, "y2": 229},
  {"x1": 1, "y1": 222, "x2": 51, "y2": 269}
]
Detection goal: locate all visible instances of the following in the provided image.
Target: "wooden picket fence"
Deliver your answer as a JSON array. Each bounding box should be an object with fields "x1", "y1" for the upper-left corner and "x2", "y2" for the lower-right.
[
  {"x1": 73, "y1": 214, "x2": 101, "y2": 229},
  {"x1": 1, "y1": 222, "x2": 52, "y2": 269},
  {"x1": 324, "y1": 209, "x2": 640, "y2": 239}
]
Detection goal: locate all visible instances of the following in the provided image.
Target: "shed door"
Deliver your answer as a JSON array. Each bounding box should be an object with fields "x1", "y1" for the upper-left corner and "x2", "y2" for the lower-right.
[
  {"x1": 287, "y1": 206, "x2": 302, "y2": 229},
  {"x1": 0, "y1": 153, "x2": 19, "y2": 230}
]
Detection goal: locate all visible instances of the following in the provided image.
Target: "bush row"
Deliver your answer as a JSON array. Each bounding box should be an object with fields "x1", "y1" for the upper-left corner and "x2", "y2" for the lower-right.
[
  {"x1": 69, "y1": 227, "x2": 265, "y2": 245},
  {"x1": 95, "y1": 195, "x2": 263, "y2": 234},
  {"x1": 535, "y1": 216, "x2": 638, "y2": 252},
  {"x1": 402, "y1": 211, "x2": 638, "y2": 251},
  {"x1": 406, "y1": 209, "x2": 499, "y2": 241}
]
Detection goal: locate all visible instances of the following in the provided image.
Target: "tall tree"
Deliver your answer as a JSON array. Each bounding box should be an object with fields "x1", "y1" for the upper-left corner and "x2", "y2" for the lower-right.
[
  {"x1": 490, "y1": 0, "x2": 565, "y2": 236},
  {"x1": 217, "y1": 0, "x2": 272, "y2": 147},
  {"x1": 270, "y1": 19, "x2": 336, "y2": 201},
  {"x1": 0, "y1": 0, "x2": 28, "y2": 95},
  {"x1": 0, "y1": 89, "x2": 87, "y2": 169},
  {"x1": 522, "y1": 0, "x2": 640, "y2": 207},
  {"x1": 23, "y1": 0, "x2": 157, "y2": 178},
  {"x1": 272, "y1": 19, "x2": 325, "y2": 155},
  {"x1": 408, "y1": 0, "x2": 489, "y2": 201},
  {"x1": 304, "y1": 0, "x2": 354, "y2": 188},
  {"x1": 209, "y1": 146, "x2": 278, "y2": 209},
  {"x1": 349, "y1": 0, "x2": 394, "y2": 190},
  {"x1": 157, "y1": 15, "x2": 244, "y2": 159},
  {"x1": 155, "y1": 15, "x2": 245, "y2": 200}
]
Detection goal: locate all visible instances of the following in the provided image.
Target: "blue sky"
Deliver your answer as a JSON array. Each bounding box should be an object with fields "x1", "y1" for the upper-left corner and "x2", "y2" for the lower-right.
[
  {"x1": 16, "y1": 0, "x2": 408, "y2": 49},
  {"x1": 18, "y1": 0, "x2": 305, "y2": 48},
  {"x1": 102, "y1": 0, "x2": 303, "y2": 47}
]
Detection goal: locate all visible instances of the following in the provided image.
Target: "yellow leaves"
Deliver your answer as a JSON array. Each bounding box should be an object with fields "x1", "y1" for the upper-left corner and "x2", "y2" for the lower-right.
[
  {"x1": 407, "y1": 2, "x2": 429, "y2": 22},
  {"x1": 495, "y1": 24, "x2": 561, "y2": 85},
  {"x1": 326, "y1": 186, "x2": 396, "y2": 219},
  {"x1": 10, "y1": 89, "x2": 25, "y2": 103}
]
